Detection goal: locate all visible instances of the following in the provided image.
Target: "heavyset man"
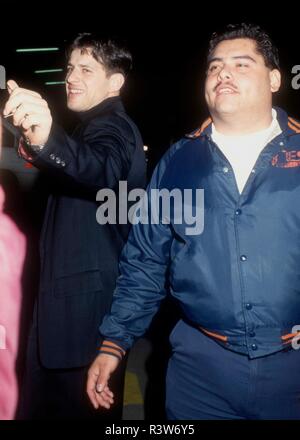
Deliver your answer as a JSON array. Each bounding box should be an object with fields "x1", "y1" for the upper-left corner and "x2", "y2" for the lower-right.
[{"x1": 87, "y1": 23, "x2": 300, "y2": 420}]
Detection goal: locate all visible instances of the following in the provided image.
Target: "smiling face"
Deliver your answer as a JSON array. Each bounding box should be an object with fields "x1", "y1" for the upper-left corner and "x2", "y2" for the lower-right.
[
  {"x1": 204, "y1": 38, "x2": 281, "y2": 123},
  {"x1": 66, "y1": 48, "x2": 123, "y2": 112}
]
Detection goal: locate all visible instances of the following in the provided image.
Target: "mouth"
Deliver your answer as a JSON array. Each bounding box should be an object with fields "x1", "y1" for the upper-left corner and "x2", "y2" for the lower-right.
[
  {"x1": 215, "y1": 86, "x2": 238, "y2": 96},
  {"x1": 67, "y1": 88, "x2": 84, "y2": 97}
]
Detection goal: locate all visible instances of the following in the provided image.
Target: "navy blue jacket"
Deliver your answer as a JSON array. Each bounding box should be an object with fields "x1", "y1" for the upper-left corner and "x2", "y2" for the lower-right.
[
  {"x1": 100, "y1": 107, "x2": 300, "y2": 359},
  {"x1": 26, "y1": 96, "x2": 146, "y2": 368}
]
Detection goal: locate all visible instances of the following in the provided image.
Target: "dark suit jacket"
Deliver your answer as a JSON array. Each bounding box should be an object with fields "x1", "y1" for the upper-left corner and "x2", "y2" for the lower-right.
[{"x1": 27, "y1": 96, "x2": 146, "y2": 368}]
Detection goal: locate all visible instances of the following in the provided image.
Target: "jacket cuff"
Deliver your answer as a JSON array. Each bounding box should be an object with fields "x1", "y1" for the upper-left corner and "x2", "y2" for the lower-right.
[
  {"x1": 98, "y1": 340, "x2": 126, "y2": 361},
  {"x1": 18, "y1": 137, "x2": 34, "y2": 161}
]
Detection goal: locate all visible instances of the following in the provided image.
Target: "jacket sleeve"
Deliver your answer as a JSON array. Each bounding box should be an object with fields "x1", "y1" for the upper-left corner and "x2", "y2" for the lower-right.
[
  {"x1": 98, "y1": 146, "x2": 178, "y2": 353},
  {"x1": 19, "y1": 119, "x2": 134, "y2": 191}
]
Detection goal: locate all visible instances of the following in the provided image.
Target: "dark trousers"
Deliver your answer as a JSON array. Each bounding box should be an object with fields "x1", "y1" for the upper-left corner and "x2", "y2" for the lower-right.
[
  {"x1": 17, "y1": 320, "x2": 126, "y2": 420},
  {"x1": 166, "y1": 319, "x2": 300, "y2": 420}
]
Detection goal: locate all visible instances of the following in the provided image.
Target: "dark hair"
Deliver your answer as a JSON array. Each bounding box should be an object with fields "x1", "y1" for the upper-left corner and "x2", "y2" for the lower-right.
[
  {"x1": 66, "y1": 33, "x2": 133, "y2": 77},
  {"x1": 207, "y1": 23, "x2": 280, "y2": 70}
]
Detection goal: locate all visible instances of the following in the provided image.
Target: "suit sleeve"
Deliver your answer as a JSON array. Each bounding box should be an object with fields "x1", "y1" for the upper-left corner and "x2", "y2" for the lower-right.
[{"x1": 19, "y1": 119, "x2": 133, "y2": 191}]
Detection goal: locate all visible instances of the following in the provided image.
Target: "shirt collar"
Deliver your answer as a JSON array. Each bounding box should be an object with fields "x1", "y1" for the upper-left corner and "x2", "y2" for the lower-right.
[
  {"x1": 186, "y1": 106, "x2": 293, "y2": 140},
  {"x1": 211, "y1": 108, "x2": 281, "y2": 142}
]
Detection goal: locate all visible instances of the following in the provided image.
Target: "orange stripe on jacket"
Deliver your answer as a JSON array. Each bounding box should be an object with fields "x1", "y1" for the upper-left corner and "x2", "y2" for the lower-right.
[
  {"x1": 190, "y1": 118, "x2": 212, "y2": 138},
  {"x1": 99, "y1": 347, "x2": 123, "y2": 357},
  {"x1": 100, "y1": 340, "x2": 126, "y2": 356},
  {"x1": 199, "y1": 327, "x2": 228, "y2": 342},
  {"x1": 281, "y1": 332, "x2": 300, "y2": 341},
  {"x1": 288, "y1": 117, "x2": 300, "y2": 129},
  {"x1": 288, "y1": 121, "x2": 300, "y2": 134}
]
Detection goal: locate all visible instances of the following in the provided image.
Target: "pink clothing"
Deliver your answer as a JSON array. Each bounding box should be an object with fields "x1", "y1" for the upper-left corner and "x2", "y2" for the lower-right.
[{"x1": 0, "y1": 186, "x2": 26, "y2": 420}]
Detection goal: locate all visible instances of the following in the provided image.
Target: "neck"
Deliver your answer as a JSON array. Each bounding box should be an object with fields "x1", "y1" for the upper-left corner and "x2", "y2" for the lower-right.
[{"x1": 212, "y1": 109, "x2": 273, "y2": 136}]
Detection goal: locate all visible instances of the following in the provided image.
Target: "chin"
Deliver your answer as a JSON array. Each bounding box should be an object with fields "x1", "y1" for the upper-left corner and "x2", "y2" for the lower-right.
[
  {"x1": 214, "y1": 95, "x2": 240, "y2": 113},
  {"x1": 215, "y1": 101, "x2": 239, "y2": 114},
  {"x1": 67, "y1": 101, "x2": 83, "y2": 112}
]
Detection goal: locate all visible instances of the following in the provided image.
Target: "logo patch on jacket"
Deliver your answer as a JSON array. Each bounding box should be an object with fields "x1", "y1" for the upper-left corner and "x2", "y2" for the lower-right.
[{"x1": 272, "y1": 150, "x2": 300, "y2": 168}]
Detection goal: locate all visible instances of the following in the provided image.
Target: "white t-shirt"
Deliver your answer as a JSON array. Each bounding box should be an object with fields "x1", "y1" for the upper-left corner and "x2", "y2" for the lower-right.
[{"x1": 211, "y1": 109, "x2": 282, "y2": 193}]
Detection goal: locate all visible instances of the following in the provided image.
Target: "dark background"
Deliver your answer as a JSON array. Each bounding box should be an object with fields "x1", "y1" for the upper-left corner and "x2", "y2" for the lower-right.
[
  {"x1": 1, "y1": 4, "x2": 300, "y2": 418},
  {"x1": 0, "y1": 7, "x2": 300, "y2": 169}
]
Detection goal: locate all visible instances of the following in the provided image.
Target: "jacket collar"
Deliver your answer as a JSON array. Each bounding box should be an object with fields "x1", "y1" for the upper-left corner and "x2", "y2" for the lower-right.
[
  {"x1": 186, "y1": 107, "x2": 300, "y2": 140},
  {"x1": 77, "y1": 96, "x2": 125, "y2": 123}
]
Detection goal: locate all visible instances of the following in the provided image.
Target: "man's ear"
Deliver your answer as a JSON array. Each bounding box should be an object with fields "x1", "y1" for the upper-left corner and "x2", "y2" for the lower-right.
[
  {"x1": 108, "y1": 73, "x2": 125, "y2": 94},
  {"x1": 270, "y1": 69, "x2": 281, "y2": 93}
]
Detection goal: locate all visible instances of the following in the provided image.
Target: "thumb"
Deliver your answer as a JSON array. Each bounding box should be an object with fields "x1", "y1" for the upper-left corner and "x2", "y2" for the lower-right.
[
  {"x1": 7, "y1": 80, "x2": 19, "y2": 95},
  {"x1": 96, "y1": 364, "x2": 111, "y2": 393},
  {"x1": 95, "y1": 354, "x2": 119, "y2": 392}
]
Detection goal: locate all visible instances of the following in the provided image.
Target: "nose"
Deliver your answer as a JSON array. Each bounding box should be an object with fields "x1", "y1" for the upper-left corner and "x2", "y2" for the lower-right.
[
  {"x1": 66, "y1": 69, "x2": 80, "y2": 84},
  {"x1": 217, "y1": 65, "x2": 233, "y2": 82}
]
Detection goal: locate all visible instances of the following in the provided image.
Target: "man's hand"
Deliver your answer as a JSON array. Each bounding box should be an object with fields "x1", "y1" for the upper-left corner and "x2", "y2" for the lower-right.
[
  {"x1": 3, "y1": 80, "x2": 52, "y2": 146},
  {"x1": 87, "y1": 353, "x2": 120, "y2": 410}
]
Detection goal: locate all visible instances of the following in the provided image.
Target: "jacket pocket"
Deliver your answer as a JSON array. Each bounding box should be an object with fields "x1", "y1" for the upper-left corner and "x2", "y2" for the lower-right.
[{"x1": 53, "y1": 269, "x2": 103, "y2": 298}]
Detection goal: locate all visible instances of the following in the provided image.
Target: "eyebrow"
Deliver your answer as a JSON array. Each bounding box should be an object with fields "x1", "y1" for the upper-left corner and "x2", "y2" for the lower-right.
[
  {"x1": 67, "y1": 63, "x2": 94, "y2": 69},
  {"x1": 207, "y1": 55, "x2": 257, "y2": 65}
]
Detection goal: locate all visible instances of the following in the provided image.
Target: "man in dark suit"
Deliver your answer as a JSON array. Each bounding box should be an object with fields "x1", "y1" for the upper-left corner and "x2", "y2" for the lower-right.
[{"x1": 3, "y1": 33, "x2": 146, "y2": 419}]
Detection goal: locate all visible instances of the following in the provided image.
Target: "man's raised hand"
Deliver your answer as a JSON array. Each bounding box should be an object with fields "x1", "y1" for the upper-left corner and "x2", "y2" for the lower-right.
[{"x1": 3, "y1": 79, "x2": 52, "y2": 146}]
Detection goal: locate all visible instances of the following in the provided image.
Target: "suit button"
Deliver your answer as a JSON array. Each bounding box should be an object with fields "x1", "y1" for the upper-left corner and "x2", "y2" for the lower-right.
[
  {"x1": 245, "y1": 303, "x2": 253, "y2": 310},
  {"x1": 61, "y1": 161, "x2": 66, "y2": 167},
  {"x1": 55, "y1": 157, "x2": 61, "y2": 164},
  {"x1": 50, "y1": 154, "x2": 55, "y2": 160},
  {"x1": 251, "y1": 343, "x2": 258, "y2": 351},
  {"x1": 240, "y1": 255, "x2": 247, "y2": 262}
]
